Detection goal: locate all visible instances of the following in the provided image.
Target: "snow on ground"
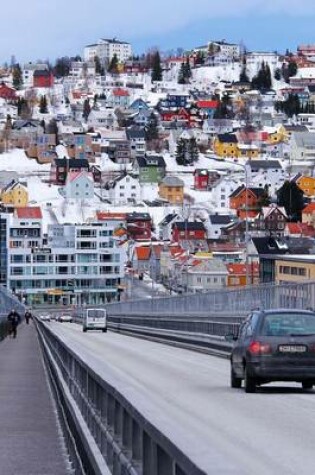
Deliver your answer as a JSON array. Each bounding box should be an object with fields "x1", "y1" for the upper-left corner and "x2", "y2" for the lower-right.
[{"x1": 0, "y1": 149, "x2": 50, "y2": 174}]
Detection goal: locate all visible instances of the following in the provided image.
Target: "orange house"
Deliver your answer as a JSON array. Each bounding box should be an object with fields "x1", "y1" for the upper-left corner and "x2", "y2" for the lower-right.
[
  {"x1": 227, "y1": 263, "x2": 260, "y2": 287},
  {"x1": 229, "y1": 185, "x2": 265, "y2": 219},
  {"x1": 296, "y1": 176, "x2": 315, "y2": 197}
]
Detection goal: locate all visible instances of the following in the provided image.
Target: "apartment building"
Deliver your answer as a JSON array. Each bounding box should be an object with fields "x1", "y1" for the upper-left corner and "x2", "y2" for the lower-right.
[
  {"x1": 0, "y1": 207, "x2": 125, "y2": 306},
  {"x1": 84, "y1": 38, "x2": 132, "y2": 66}
]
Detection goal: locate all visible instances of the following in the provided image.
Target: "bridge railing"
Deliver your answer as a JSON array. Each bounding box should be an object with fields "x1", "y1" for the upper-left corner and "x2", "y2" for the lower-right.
[
  {"x1": 106, "y1": 280, "x2": 315, "y2": 316},
  {"x1": 37, "y1": 320, "x2": 206, "y2": 475}
]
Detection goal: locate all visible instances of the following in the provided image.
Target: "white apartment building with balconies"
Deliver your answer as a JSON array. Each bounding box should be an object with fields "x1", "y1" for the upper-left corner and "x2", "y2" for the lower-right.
[{"x1": 2, "y1": 208, "x2": 126, "y2": 306}]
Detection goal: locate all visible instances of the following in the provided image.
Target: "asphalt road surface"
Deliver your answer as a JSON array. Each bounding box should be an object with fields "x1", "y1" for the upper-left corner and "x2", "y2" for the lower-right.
[{"x1": 48, "y1": 322, "x2": 315, "y2": 475}]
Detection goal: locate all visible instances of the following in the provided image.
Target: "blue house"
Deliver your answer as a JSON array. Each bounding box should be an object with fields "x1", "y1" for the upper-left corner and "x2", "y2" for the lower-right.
[{"x1": 130, "y1": 98, "x2": 149, "y2": 111}]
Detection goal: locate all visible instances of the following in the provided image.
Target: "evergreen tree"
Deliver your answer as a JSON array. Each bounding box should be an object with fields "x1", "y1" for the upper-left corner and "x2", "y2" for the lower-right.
[
  {"x1": 54, "y1": 57, "x2": 70, "y2": 77},
  {"x1": 239, "y1": 66, "x2": 250, "y2": 83},
  {"x1": 214, "y1": 93, "x2": 234, "y2": 119},
  {"x1": 39, "y1": 95, "x2": 48, "y2": 114},
  {"x1": 83, "y1": 99, "x2": 91, "y2": 121},
  {"x1": 251, "y1": 61, "x2": 272, "y2": 90},
  {"x1": 277, "y1": 181, "x2": 305, "y2": 221},
  {"x1": 108, "y1": 54, "x2": 119, "y2": 73},
  {"x1": 12, "y1": 63, "x2": 23, "y2": 89},
  {"x1": 175, "y1": 137, "x2": 199, "y2": 165},
  {"x1": 151, "y1": 51, "x2": 162, "y2": 82},
  {"x1": 145, "y1": 113, "x2": 159, "y2": 141},
  {"x1": 183, "y1": 57, "x2": 192, "y2": 81},
  {"x1": 274, "y1": 68, "x2": 282, "y2": 81},
  {"x1": 94, "y1": 55, "x2": 104, "y2": 75},
  {"x1": 175, "y1": 138, "x2": 186, "y2": 165},
  {"x1": 178, "y1": 63, "x2": 186, "y2": 84}
]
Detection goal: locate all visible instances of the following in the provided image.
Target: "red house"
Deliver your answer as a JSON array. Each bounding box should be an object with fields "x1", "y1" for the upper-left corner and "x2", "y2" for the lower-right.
[
  {"x1": 33, "y1": 70, "x2": 54, "y2": 88},
  {"x1": 172, "y1": 221, "x2": 207, "y2": 242},
  {"x1": 126, "y1": 212, "x2": 152, "y2": 241},
  {"x1": 160, "y1": 108, "x2": 190, "y2": 124},
  {"x1": 0, "y1": 83, "x2": 17, "y2": 101},
  {"x1": 194, "y1": 169, "x2": 209, "y2": 190}
]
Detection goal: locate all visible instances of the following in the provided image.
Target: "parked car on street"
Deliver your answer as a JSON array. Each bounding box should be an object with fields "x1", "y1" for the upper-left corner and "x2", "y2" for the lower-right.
[{"x1": 228, "y1": 308, "x2": 315, "y2": 393}]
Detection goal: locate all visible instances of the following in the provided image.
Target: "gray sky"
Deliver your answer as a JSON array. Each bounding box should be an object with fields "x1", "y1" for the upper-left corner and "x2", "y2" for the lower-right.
[{"x1": 2, "y1": 0, "x2": 315, "y2": 64}]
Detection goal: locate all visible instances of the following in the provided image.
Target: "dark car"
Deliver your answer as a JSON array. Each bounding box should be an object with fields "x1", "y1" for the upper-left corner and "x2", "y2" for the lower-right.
[{"x1": 229, "y1": 309, "x2": 315, "y2": 393}]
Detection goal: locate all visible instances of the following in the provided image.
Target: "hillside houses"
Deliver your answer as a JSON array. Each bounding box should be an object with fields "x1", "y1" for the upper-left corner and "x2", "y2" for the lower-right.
[{"x1": 4, "y1": 37, "x2": 315, "y2": 302}]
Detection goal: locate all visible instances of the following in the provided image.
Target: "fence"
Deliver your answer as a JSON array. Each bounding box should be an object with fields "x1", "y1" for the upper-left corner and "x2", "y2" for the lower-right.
[
  {"x1": 106, "y1": 281, "x2": 315, "y2": 316},
  {"x1": 37, "y1": 320, "x2": 206, "y2": 475}
]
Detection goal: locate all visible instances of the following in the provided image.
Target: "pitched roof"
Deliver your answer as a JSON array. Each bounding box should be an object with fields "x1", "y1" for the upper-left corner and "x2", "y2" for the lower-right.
[
  {"x1": 248, "y1": 160, "x2": 282, "y2": 170},
  {"x1": 161, "y1": 176, "x2": 184, "y2": 187},
  {"x1": 209, "y1": 214, "x2": 233, "y2": 225},
  {"x1": 96, "y1": 211, "x2": 127, "y2": 221},
  {"x1": 135, "y1": 246, "x2": 151, "y2": 260},
  {"x1": 217, "y1": 133, "x2": 238, "y2": 143},
  {"x1": 303, "y1": 202, "x2": 315, "y2": 213},
  {"x1": 15, "y1": 207, "x2": 42, "y2": 219},
  {"x1": 113, "y1": 88, "x2": 129, "y2": 97},
  {"x1": 54, "y1": 158, "x2": 89, "y2": 168},
  {"x1": 227, "y1": 263, "x2": 259, "y2": 275},
  {"x1": 173, "y1": 222, "x2": 206, "y2": 231},
  {"x1": 196, "y1": 100, "x2": 219, "y2": 109}
]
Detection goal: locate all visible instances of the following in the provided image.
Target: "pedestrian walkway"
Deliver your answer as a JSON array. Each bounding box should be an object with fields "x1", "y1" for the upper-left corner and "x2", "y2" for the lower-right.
[{"x1": 0, "y1": 321, "x2": 71, "y2": 475}]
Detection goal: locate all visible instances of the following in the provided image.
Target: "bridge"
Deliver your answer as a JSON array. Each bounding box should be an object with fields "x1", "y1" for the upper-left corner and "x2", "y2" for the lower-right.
[{"x1": 1, "y1": 281, "x2": 315, "y2": 475}]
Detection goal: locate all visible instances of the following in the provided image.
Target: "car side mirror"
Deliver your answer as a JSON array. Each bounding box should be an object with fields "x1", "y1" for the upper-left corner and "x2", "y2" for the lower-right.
[{"x1": 225, "y1": 333, "x2": 238, "y2": 342}]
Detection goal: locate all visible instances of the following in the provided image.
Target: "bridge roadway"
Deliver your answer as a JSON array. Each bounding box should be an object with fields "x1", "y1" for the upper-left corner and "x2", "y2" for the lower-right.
[
  {"x1": 48, "y1": 321, "x2": 315, "y2": 475},
  {"x1": 0, "y1": 322, "x2": 71, "y2": 475}
]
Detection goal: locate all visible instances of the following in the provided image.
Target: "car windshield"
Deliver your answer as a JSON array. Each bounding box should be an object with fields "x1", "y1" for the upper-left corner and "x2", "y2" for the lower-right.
[{"x1": 260, "y1": 312, "x2": 315, "y2": 336}]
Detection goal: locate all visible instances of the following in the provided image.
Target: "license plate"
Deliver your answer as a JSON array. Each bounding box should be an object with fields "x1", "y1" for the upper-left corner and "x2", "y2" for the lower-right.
[{"x1": 279, "y1": 345, "x2": 307, "y2": 353}]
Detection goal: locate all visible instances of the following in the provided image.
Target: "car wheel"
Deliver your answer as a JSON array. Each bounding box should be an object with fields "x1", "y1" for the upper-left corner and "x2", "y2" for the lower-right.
[
  {"x1": 231, "y1": 366, "x2": 242, "y2": 388},
  {"x1": 83, "y1": 327, "x2": 87, "y2": 333},
  {"x1": 102, "y1": 328, "x2": 107, "y2": 333},
  {"x1": 302, "y1": 381, "x2": 313, "y2": 390},
  {"x1": 244, "y1": 366, "x2": 256, "y2": 393}
]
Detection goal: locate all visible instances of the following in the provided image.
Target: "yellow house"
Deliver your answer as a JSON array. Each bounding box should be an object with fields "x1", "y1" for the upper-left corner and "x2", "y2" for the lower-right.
[
  {"x1": 296, "y1": 176, "x2": 315, "y2": 197},
  {"x1": 213, "y1": 133, "x2": 239, "y2": 158},
  {"x1": 159, "y1": 176, "x2": 184, "y2": 204},
  {"x1": 237, "y1": 144, "x2": 259, "y2": 159},
  {"x1": 265, "y1": 125, "x2": 286, "y2": 145},
  {"x1": 275, "y1": 255, "x2": 315, "y2": 284},
  {"x1": 0, "y1": 181, "x2": 28, "y2": 207}
]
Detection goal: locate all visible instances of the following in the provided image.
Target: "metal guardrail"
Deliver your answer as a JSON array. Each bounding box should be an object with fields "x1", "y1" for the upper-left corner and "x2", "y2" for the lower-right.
[
  {"x1": 106, "y1": 281, "x2": 315, "y2": 316},
  {"x1": 37, "y1": 319, "x2": 207, "y2": 475}
]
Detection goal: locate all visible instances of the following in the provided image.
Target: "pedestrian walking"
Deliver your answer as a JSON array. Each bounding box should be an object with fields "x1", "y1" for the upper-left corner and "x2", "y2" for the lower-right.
[
  {"x1": 24, "y1": 309, "x2": 32, "y2": 325},
  {"x1": 7, "y1": 309, "x2": 21, "y2": 339}
]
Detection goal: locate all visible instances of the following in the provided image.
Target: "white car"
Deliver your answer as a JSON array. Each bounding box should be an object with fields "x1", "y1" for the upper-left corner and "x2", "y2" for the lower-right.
[
  {"x1": 40, "y1": 314, "x2": 51, "y2": 322},
  {"x1": 59, "y1": 314, "x2": 73, "y2": 323}
]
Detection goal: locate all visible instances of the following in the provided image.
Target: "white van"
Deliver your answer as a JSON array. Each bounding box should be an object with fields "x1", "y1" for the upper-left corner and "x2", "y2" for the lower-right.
[{"x1": 82, "y1": 308, "x2": 107, "y2": 333}]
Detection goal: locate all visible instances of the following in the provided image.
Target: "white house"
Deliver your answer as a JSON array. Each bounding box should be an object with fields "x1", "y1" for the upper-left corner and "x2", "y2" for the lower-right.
[
  {"x1": 184, "y1": 258, "x2": 228, "y2": 293},
  {"x1": 245, "y1": 160, "x2": 285, "y2": 194},
  {"x1": 105, "y1": 173, "x2": 140, "y2": 205},
  {"x1": 87, "y1": 109, "x2": 118, "y2": 130},
  {"x1": 64, "y1": 171, "x2": 94, "y2": 200},
  {"x1": 210, "y1": 175, "x2": 240, "y2": 211}
]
